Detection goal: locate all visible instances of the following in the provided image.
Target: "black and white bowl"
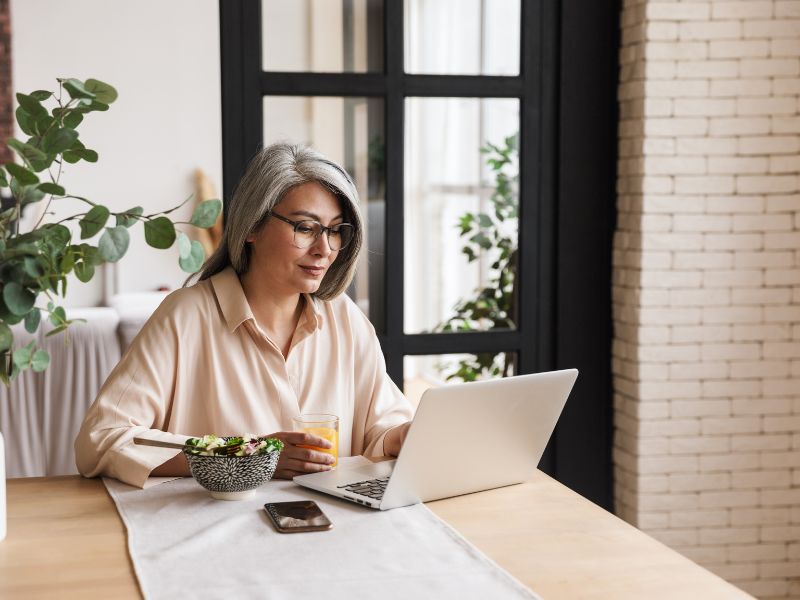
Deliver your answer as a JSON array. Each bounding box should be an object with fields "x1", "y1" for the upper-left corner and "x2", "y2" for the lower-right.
[{"x1": 183, "y1": 442, "x2": 281, "y2": 501}]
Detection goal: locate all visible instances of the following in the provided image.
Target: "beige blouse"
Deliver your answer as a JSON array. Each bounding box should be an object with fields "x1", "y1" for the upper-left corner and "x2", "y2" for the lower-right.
[{"x1": 74, "y1": 267, "x2": 414, "y2": 488}]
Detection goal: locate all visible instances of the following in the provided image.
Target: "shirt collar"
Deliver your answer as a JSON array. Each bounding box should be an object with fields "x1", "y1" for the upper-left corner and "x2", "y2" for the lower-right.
[{"x1": 210, "y1": 267, "x2": 323, "y2": 334}]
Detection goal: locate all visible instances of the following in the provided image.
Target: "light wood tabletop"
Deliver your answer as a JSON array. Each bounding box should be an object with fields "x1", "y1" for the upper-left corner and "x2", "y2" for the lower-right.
[{"x1": 0, "y1": 472, "x2": 752, "y2": 599}]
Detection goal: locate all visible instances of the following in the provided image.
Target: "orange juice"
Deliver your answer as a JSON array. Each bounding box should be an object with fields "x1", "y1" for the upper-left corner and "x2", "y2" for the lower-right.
[{"x1": 298, "y1": 426, "x2": 339, "y2": 467}]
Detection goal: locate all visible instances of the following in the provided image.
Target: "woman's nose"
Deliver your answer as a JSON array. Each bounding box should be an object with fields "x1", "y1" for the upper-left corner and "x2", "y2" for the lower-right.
[{"x1": 311, "y1": 232, "x2": 332, "y2": 256}]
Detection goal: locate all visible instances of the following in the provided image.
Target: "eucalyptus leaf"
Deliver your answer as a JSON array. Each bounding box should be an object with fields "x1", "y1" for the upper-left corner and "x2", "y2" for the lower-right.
[
  {"x1": 73, "y1": 261, "x2": 95, "y2": 283},
  {"x1": 7, "y1": 139, "x2": 47, "y2": 166},
  {"x1": 0, "y1": 168, "x2": 7, "y2": 188},
  {"x1": 62, "y1": 78, "x2": 96, "y2": 100},
  {"x1": 31, "y1": 349, "x2": 50, "y2": 372},
  {"x1": 144, "y1": 217, "x2": 176, "y2": 249},
  {"x1": 79, "y1": 205, "x2": 110, "y2": 239},
  {"x1": 62, "y1": 150, "x2": 81, "y2": 164},
  {"x1": 83, "y1": 100, "x2": 109, "y2": 113},
  {"x1": 63, "y1": 148, "x2": 98, "y2": 164},
  {"x1": 24, "y1": 309, "x2": 41, "y2": 334},
  {"x1": 49, "y1": 306, "x2": 67, "y2": 326},
  {"x1": 17, "y1": 184, "x2": 46, "y2": 207},
  {"x1": 22, "y1": 256, "x2": 43, "y2": 278},
  {"x1": 32, "y1": 113, "x2": 54, "y2": 138},
  {"x1": 43, "y1": 127, "x2": 79, "y2": 154},
  {"x1": 2, "y1": 282, "x2": 35, "y2": 316},
  {"x1": 6, "y1": 163, "x2": 39, "y2": 185},
  {"x1": 176, "y1": 232, "x2": 191, "y2": 260},
  {"x1": 84, "y1": 79, "x2": 118, "y2": 104},
  {"x1": 63, "y1": 111, "x2": 83, "y2": 129},
  {"x1": 80, "y1": 244, "x2": 104, "y2": 267},
  {"x1": 40, "y1": 223, "x2": 72, "y2": 250},
  {"x1": 15, "y1": 93, "x2": 46, "y2": 118},
  {"x1": 12, "y1": 341, "x2": 34, "y2": 370},
  {"x1": 116, "y1": 206, "x2": 143, "y2": 228},
  {"x1": 189, "y1": 199, "x2": 222, "y2": 228},
  {"x1": 30, "y1": 90, "x2": 52, "y2": 101},
  {"x1": 38, "y1": 182, "x2": 65, "y2": 196},
  {"x1": 98, "y1": 226, "x2": 130, "y2": 262},
  {"x1": 60, "y1": 248, "x2": 75, "y2": 272},
  {"x1": 46, "y1": 324, "x2": 68, "y2": 338},
  {"x1": 179, "y1": 240, "x2": 205, "y2": 273},
  {"x1": 15, "y1": 106, "x2": 35, "y2": 136},
  {"x1": 0, "y1": 322, "x2": 11, "y2": 352}
]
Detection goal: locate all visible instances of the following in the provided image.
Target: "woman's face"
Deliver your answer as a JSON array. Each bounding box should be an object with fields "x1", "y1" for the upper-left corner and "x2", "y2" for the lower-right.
[{"x1": 246, "y1": 181, "x2": 345, "y2": 296}]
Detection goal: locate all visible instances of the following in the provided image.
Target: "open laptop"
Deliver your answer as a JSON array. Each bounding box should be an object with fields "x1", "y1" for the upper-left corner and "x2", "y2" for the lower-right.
[{"x1": 293, "y1": 368, "x2": 578, "y2": 510}]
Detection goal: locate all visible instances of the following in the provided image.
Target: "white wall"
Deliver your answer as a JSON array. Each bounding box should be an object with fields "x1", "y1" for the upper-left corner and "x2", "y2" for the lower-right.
[{"x1": 11, "y1": 0, "x2": 222, "y2": 306}]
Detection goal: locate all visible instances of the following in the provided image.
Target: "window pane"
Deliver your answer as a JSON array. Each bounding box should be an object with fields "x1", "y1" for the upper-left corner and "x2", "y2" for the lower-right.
[
  {"x1": 404, "y1": 352, "x2": 517, "y2": 407},
  {"x1": 263, "y1": 96, "x2": 385, "y2": 329},
  {"x1": 405, "y1": 0, "x2": 520, "y2": 75},
  {"x1": 404, "y1": 97, "x2": 519, "y2": 335},
  {"x1": 262, "y1": 0, "x2": 384, "y2": 72}
]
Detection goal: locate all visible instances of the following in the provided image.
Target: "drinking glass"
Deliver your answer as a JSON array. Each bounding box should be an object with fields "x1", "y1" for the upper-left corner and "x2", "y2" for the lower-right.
[{"x1": 292, "y1": 413, "x2": 339, "y2": 468}]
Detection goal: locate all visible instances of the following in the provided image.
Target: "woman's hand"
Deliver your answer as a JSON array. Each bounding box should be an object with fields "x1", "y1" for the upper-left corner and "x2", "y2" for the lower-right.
[
  {"x1": 267, "y1": 431, "x2": 336, "y2": 479},
  {"x1": 383, "y1": 422, "x2": 412, "y2": 457}
]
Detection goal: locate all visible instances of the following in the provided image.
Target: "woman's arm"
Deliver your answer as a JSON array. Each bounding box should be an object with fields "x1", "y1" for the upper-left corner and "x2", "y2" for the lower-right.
[
  {"x1": 382, "y1": 422, "x2": 412, "y2": 457},
  {"x1": 151, "y1": 450, "x2": 190, "y2": 477},
  {"x1": 348, "y1": 302, "x2": 414, "y2": 457},
  {"x1": 74, "y1": 293, "x2": 192, "y2": 487}
]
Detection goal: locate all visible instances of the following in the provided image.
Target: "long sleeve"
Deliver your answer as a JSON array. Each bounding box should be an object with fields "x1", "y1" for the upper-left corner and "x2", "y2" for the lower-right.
[
  {"x1": 74, "y1": 292, "x2": 191, "y2": 488},
  {"x1": 349, "y1": 306, "x2": 414, "y2": 457}
]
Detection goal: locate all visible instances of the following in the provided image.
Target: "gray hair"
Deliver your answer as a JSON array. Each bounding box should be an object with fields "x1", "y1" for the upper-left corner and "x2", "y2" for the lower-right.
[{"x1": 194, "y1": 142, "x2": 363, "y2": 300}]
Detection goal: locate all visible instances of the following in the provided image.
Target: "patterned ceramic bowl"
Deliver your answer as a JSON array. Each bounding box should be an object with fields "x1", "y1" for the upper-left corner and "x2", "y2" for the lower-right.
[{"x1": 183, "y1": 442, "x2": 281, "y2": 501}]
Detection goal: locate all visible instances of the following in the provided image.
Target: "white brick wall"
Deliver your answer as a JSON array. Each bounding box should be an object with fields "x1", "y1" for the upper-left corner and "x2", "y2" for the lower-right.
[{"x1": 615, "y1": 1, "x2": 800, "y2": 598}]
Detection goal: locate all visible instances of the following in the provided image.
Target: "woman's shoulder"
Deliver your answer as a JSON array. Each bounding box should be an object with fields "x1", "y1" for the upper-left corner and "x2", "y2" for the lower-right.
[
  {"x1": 316, "y1": 293, "x2": 374, "y2": 334},
  {"x1": 149, "y1": 278, "x2": 216, "y2": 325}
]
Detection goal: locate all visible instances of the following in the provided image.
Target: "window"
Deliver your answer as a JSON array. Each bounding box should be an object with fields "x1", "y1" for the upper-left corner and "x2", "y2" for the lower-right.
[{"x1": 219, "y1": 0, "x2": 618, "y2": 507}]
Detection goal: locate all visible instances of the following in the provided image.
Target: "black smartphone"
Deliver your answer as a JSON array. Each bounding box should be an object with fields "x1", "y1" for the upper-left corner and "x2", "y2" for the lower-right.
[{"x1": 264, "y1": 500, "x2": 333, "y2": 533}]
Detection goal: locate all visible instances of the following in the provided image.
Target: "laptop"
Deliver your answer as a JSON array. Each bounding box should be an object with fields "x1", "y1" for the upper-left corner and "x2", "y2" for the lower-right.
[{"x1": 293, "y1": 368, "x2": 578, "y2": 510}]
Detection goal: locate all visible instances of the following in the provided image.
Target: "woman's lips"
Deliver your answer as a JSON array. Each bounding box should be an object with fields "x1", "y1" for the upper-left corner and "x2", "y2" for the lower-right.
[{"x1": 299, "y1": 265, "x2": 325, "y2": 277}]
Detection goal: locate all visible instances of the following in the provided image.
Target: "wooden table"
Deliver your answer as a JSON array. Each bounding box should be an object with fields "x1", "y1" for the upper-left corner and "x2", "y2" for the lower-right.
[{"x1": 0, "y1": 473, "x2": 752, "y2": 599}]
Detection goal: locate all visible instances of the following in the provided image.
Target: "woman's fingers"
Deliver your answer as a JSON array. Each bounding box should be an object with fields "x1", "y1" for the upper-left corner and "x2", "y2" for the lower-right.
[
  {"x1": 266, "y1": 431, "x2": 335, "y2": 478},
  {"x1": 277, "y1": 430, "x2": 333, "y2": 449},
  {"x1": 284, "y1": 445, "x2": 335, "y2": 464},
  {"x1": 283, "y1": 456, "x2": 334, "y2": 471}
]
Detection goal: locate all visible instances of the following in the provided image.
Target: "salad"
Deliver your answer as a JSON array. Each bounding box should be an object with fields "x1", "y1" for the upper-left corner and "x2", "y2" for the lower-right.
[{"x1": 185, "y1": 433, "x2": 284, "y2": 457}]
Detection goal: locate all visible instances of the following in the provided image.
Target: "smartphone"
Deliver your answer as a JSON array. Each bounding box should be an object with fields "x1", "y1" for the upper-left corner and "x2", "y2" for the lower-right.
[{"x1": 264, "y1": 500, "x2": 333, "y2": 533}]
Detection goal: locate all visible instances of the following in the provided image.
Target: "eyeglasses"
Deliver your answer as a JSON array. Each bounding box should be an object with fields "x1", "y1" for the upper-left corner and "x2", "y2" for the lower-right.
[{"x1": 268, "y1": 211, "x2": 354, "y2": 251}]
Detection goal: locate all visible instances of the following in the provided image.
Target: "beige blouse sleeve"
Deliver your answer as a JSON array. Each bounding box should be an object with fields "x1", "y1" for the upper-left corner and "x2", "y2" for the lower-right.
[
  {"x1": 74, "y1": 293, "x2": 191, "y2": 488},
  {"x1": 350, "y1": 306, "x2": 414, "y2": 456}
]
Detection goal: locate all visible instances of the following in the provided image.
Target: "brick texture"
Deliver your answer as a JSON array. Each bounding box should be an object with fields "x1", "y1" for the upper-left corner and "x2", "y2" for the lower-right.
[
  {"x1": 615, "y1": 1, "x2": 800, "y2": 597},
  {"x1": 0, "y1": 0, "x2": 10, "y2": 164}
]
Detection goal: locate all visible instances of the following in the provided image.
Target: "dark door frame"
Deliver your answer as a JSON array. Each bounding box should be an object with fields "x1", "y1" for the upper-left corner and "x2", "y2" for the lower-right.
[{"x1": 218, "y1": 0, "x2": 617, "y2": 511}]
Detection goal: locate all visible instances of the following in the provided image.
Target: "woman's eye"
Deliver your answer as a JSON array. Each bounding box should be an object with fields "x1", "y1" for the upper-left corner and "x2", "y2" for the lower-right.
[{"x1": 297, "y1": 226, "x2": 314, "y2": 234}]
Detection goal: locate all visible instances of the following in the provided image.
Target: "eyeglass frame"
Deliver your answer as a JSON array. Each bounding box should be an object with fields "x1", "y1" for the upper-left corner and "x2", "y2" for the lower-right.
[{"x1": 267, "y1": 211, "x2": 354, "y2": 251}]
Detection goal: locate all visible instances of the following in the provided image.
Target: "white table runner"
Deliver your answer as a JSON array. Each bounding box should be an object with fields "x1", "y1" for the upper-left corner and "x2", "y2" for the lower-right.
[{"x1": 104, "y1": 460, "x2": 540, "y2": 600}]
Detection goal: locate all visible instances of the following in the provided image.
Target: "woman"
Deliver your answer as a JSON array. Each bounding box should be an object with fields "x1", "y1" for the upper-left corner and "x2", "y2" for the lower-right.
[{"x1": 75, "y1": 143, "x2": 413, "y2": 488}]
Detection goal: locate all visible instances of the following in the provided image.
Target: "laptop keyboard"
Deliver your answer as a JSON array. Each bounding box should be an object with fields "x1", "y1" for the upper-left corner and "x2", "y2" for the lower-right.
[{"x1": 337, "y1": 476, "x2": 390, "y2": 501}]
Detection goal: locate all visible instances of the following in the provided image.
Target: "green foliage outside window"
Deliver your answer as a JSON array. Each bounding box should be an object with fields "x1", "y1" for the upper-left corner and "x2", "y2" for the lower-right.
[{"x1": 434, "y1": 133, "x2": 519, "y2": 382}]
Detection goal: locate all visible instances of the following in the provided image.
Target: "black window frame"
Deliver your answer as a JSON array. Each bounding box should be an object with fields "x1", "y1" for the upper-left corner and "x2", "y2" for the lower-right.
[{"x1": 219, "y1": 0, "x2": 617, "y2": 510}]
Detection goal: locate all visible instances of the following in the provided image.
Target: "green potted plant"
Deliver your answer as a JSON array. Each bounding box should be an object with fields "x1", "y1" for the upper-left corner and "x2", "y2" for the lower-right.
[{"x1": 0, "y1": 77, "x2": 221, "y2": 383}]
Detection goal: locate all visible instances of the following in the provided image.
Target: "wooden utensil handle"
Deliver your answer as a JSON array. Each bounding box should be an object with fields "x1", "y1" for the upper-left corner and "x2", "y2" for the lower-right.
[{"x1": 133, "y1": 437, "x2": 187, "y2": 450}]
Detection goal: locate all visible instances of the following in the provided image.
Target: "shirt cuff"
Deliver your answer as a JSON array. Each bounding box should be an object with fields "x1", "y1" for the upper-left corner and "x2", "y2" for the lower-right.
[{"x1": 113, "y1": 430, "x2": 190, "y2": 488}]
